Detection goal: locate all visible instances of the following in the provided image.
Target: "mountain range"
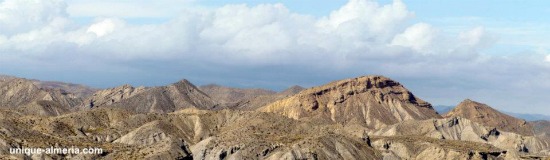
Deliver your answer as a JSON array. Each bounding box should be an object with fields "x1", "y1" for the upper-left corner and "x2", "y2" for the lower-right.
[{"x1": 0, "y1": 74, "x2": 549, "y2": 159}]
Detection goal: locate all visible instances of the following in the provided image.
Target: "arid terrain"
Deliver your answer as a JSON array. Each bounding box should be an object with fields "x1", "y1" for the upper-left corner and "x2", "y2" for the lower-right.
[{"x1": 0, "y1": 74, "x2": 549, "y2": 160}]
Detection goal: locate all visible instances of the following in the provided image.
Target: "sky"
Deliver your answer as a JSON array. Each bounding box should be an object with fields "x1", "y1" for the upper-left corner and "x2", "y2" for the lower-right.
[{"x1": 1, "y1": 0, "x2": 550, "y2": 114}]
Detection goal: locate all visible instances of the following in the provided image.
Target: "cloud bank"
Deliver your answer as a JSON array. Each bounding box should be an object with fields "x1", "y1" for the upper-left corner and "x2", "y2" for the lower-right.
[{"x1": 1, "y1": 0, "x2": 549, "y2": 114}]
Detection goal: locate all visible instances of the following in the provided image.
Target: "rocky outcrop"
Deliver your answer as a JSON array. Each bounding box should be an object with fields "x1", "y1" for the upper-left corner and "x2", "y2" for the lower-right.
[
  {"x1": 259, "y1": 76, "x2": 441, "y2": 129},
  {"x1": 445, "y1": 99, "x2": 535, "y2": 136}
]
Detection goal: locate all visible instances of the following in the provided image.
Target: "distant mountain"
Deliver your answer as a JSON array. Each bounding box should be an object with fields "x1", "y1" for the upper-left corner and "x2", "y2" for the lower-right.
[
  {"x1": 445, "y1": 99, "x2": 534, "y2": 136},
  {"x1": 1, "y1": 74, "x2": 96, "y2": 98},
  {"x1": 31, "y1": 80, "x2": 97, "y2": 98},
  {"x1": 199, "y1": 84, "x2": 276, "y2": 108},
  {"x1": 435, "y1": 104, "x2": 550, "y2": 121},
  {"x1": 433, "y1": 105, "x2": 454, "y2": 115},
  {"x1": 197, "y1": 84, "x2": 306, "y2": 110},
  {"x1": 504, "y1": 112, "x2": 550, "y2": 121}
]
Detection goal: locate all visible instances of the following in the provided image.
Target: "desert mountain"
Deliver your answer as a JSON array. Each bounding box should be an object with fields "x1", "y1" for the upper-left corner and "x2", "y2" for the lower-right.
[
  {"x1": 1, "y1": 74, "x2": 549, "y2": 159},
  {"x1": 0, "y1": 78, "x2": 82, "y2": 116},
  {"x1": 84, "y1": 80, "x2": 216, "y2": 113},
  {"x1": 445, "y1": 99, "x2": 534, "y2": 136},
  {"x1": 259, "y1": 76, "x2": 441, "y2": 129}
]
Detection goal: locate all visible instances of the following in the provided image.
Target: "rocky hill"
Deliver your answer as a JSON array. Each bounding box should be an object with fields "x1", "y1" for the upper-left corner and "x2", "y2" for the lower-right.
[
  {"x1": 85, "y1": 80, "x2": 217, "y2": 113},
  {"x1": 0, "y1": 78, "x2": 82, "y2": 116},
  {"x1": 445, "y1": 99, "x2": 534, "y2": 136},
  {"x1": 259, "y1": 76, "x2": 441, "y2": 129}
]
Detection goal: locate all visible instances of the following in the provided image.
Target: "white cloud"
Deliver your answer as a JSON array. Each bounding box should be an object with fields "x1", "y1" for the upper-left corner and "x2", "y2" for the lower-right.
[
  {"x1": 0, "y1": 0, "x2": 68, "y2": 35},
  {"x1": 317, "y1": 0, "x2": 413, "y2": 41},
  {"x1": 458, "y1": 26, "x2": 496, "y2": 50},
  {"x1": 87, "y1": 18, "x2": 124, "y2": 37},
  {"x1": 391, "y1": 23, "x2": 437, "y2": 53},
  {"x1": 546, "y1": 54, "x2": 550, "y2": 62}
]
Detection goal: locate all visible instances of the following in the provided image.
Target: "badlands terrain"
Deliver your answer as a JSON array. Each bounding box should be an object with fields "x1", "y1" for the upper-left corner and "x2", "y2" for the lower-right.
[{"x1": 0, "y1": 74, "x2": 549, "y2": 159}]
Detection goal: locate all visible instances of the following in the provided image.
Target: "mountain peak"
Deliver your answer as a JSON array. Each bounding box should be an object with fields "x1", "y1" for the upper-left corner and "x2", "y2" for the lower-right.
[{"x1": 446, "y1": 99, "x2": 534, "y2": 136}]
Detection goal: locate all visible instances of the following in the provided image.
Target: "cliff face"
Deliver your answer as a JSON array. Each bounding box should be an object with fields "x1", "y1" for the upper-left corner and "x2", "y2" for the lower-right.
[
  {"x1": 259, "y1": 76, "x2": 441, "y2": 129},
  {"x1": 445, "y1": 99, "x2": 534, "y2": 136}
]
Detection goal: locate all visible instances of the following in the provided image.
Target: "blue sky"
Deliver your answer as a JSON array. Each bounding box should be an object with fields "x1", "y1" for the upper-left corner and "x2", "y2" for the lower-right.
[{"x1": 1, "y1": 0, "x2": 550, "y2": 114}]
